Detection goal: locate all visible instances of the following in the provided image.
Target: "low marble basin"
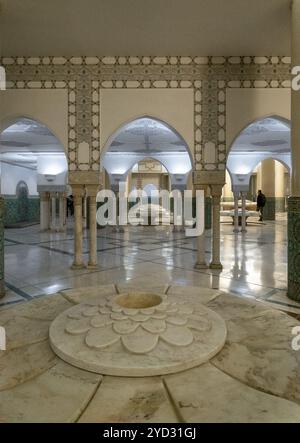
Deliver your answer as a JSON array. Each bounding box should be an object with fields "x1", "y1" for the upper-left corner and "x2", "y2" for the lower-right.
[{"x1": 49, "y1": 291, "x2": 227, "y2": 377}]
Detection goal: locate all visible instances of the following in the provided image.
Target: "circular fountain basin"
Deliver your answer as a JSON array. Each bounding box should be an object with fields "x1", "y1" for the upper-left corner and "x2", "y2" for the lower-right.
[{"x1": 49, "y1": 291, "x2": 227, "y2": 377}]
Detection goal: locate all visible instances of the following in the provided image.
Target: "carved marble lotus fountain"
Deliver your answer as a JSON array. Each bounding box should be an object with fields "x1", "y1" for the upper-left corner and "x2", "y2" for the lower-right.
[{"x1": 49, "y1": 291, "x2": 227, "y2": 376}]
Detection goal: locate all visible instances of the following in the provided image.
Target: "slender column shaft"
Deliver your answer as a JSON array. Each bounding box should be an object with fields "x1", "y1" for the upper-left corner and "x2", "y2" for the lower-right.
[
  {"x1": 233, "y1": 192, "x2": 239, "y2": 233},
  {"x1": 86, "y1": 185, "x2": 99, "y2": 269},
  {"x1": 261, "y1": 159, "x2": 276, "y2": 220},
  {"x1": 48, "y1": 194, "x2": 52, "y2": 228},
  {"x1": 171, "y1": 184, "x2": 185, "y2": 232},
  {"x1": 40, "y1": 192, "x2": 50, "y2": 231},
  {"x1": 195, "y1": 185, "x2": 208, "y2": 269},
  {"x1": 59, "y1": 193, "x2": 65, "y2": 232},
  {"x1": 71, "y1": 186, "x2": 85, "y2": 269},
  {"x1": 210, "y1": 186, "x2": 223, "y2": 270},
  {"x1": 51, "y1": 193, "x2": 57, "y2": 231},
  {"x1": 63, "y1": 194, "x2": 67, "y2": 227},
  {"x1": 241, "y1": 192, "x2": 247, "y2": 233},
  {"x1": 82, "y1": 195, "x2": 87, "y2": 229}
]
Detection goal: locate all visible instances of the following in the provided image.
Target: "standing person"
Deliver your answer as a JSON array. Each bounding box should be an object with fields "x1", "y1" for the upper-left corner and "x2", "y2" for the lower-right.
[
  {"x1": 256, "y1": 190, "x2": 266, "y2": 222},
  {"x1": 67, "y1": 195, "x2": 74, "y2": 217}
]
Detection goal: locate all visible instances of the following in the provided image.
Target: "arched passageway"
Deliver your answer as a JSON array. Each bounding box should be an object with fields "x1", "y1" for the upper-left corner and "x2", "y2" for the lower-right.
[
  {"x1": 225, "y1": 116, "x2": 292, "y2": 231},
  {"x1": 0, "y1": 117, "x2": 68, "y2": 295},
  {"x1": 0, "y1": 117, "x2": 68, "y2": 230},
  {"x1": 97, "y1": 116, "x2": 193, "y2": 229},
  {"x1": 101, "y1": 116, "x2": 193, "y2": 193}
]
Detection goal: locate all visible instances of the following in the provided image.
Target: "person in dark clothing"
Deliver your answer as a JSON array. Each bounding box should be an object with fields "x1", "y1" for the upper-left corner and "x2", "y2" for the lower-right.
[
  {"x1": 67, "y1": 195, "x2": 74, "y2": 217},
  {"x1": 256, "y1": 190, "x2": 266, "y2": 222}
]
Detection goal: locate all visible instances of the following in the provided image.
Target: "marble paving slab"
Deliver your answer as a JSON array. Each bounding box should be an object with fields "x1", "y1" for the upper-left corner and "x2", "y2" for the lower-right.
[
  {"x1": 79, "y1": 376, "x2": 177, "y2": 423},
  {"x1": 164, "y1": 363, "x2": 300, "y2": 423},
  {"x1": 0, "y1": 341, "x2": 57, "y2": 391},
  {"x1": 167, "y1": 285, "x2": 222, "y2": 304},
  {"x1": 211, "y1": 308, "x2": 300, "y2": 405},
  {"x1": 60, "y1": 284, "x2": 117, "y2": 304},
  {"x1": 0, "y1": 361, "x2": 102, "y2": 423}
]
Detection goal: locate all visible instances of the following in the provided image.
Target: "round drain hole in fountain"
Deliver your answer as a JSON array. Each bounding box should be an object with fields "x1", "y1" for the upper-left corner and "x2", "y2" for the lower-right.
[{"x1": 116, "y1": 292, "x2": 162, "y2": 309}]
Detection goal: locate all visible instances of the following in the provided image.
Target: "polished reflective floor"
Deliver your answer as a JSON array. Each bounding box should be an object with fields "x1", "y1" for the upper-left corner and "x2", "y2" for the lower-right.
[{"x1": 2, "y1": 214, "x2": 300, "y2": 314}]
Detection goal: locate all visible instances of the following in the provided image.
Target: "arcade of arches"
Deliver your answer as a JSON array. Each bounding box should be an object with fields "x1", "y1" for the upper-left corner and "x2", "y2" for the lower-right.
[
  {"x1": 2, "y1": 0, "x2": 300, "y2": 424},
  {"x1": 2, "y1": 88, "x2": 300, "y2": 307}
]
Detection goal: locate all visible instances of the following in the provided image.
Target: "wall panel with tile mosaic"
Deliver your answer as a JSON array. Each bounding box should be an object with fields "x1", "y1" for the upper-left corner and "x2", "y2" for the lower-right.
[
  {"x1": 0, "y1": 56, "x2": 291, "y2": 184},
  {"x1": 3, "y1": 196, "x2": 40, "y2": 226}
]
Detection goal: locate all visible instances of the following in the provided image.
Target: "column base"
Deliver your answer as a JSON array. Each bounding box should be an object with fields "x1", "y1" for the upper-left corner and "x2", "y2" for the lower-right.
[
  {"x1": 233, "y1": 229, "x2": 239, "y2": 233},
  {"x1": 71, "y1": 263, "x2": 85, "y2": 270},
  {"x1": 173, "y1": 225, "x2": 184, "y2": 232},
  {"x1": 86, "y1": 263, "x2": 98, "y2": 270},
  {"x1": 0, "y1": 279, "x2": 5, "y2": 299},
  {"x1": 194, "y1": 262, "x2": 208, "y2": 270},
  {"x1": 40, "y1": 228, "x2": 50, "y2": 233},
  {"x1": 209, "y1": 262, "x2": 223, "y2": 270},
  {"x1": 112, "y1": 226, "x2": 124, "y2": 233}
]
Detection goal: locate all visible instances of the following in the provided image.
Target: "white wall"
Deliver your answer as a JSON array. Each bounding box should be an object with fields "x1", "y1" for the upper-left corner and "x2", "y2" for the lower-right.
[
  {"x1": 1, "y1": 163, "x2": 38, "y2": 196},
  {"x1": 0, "y1": 89, "x2": 68, "y2": 153},
  {"x1": 37, "y1": 155, "x2": 68, "y2": 186},
  {"x1": 100, "y1": 89, "x2": 195, "y2": 160},
  {"x1": 226, "y1": 88, "x2": 291, "y2": 151},
  {"x1": 226, "y1": 88, "x2": 291, "y2": 191}
]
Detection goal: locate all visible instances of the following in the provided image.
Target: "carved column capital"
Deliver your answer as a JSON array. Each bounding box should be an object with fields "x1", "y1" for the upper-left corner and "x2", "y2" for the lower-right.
[
  {"x1": 86, "y1": 184, "x2": 100, "y2": 198},
  {"x1": 72, "y1": 185, "x2": 85, "y2": 203},
  {"x1": 210, "y1": 184, "x2": 223, "y2": 198},
  {"x1": 39, "y1": 191, "x2": 50, "y2": 202}
]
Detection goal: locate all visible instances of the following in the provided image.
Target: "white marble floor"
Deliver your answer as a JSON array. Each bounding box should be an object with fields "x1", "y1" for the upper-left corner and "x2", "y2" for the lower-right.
[{"x1": 2, "y1": 214, "x2": 300, "y2": 315}]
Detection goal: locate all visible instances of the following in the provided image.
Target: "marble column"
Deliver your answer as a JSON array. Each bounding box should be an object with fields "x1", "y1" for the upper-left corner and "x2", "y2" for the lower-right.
[
  {"x1": 63, "y1": 193, "x2": 67, "y2": 227},
  {"x1": 195, "y1": 186, "x2": 208, "y2": 269},
  {"x1": 171, "y1": 183, "x2": 186, "y2": 232},
  {"x1": 82, "y1": 194, "x2": 87, "y2": 229},
  {"x1": 71, "y1": 185, "x2": 85, "y2": 270},
  {"x1": 58, "y1": 193, "x2": 65, "y2": 232},
  {"x1": 275, "y1": 161, "x2": 287, "y2": 212},
  {"x1": 261, "y1": 159, "x2": 276, "y2": 220},
  {"x1": 0, "y1": 197, "x2": 5, "y2": 298},
  {"x1": 50, "y1": 192, "x2": 57, "y2": 231},
  {"x1": 210, "y1": 185, "x2": 223, "y2": 270},
  {"x1": 288, "y1": 0, "x2": 300, "y2": 300},
  {"x1": 40, "y1": 192, "x2": 50, "y2": 231},
  {"x1": 233, "y1": 192, "x2": 239, "y2": 233},
  {"x1": 241, "y1": 192, "x2": 247, "y2": 233},
  {"x1": 110, "y1": 183, "x2": 119, "y2": 232},
  {"x1": 86, "y1": 185, "x2": 99, "y2": 269}
]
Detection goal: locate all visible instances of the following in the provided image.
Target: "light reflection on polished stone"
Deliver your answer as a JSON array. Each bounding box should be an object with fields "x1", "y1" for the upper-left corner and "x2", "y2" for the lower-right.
[{"x1": 2, "y1": 214, "x2": 300, "y2": 314}]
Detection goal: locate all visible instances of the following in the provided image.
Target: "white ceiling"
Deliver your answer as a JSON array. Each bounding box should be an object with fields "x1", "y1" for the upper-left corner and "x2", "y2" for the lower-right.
[
  {"x1": 108, "y1": 118, "x2": 188, "y2": 155},
  {"x1": 0, "y1": 118, "x2": 65, "y2": 169},
  {"x1": 231, "y1": 117, "x2": 291, "y2": 154},
  {"x1": 1, "y1": 0, "x2": 291, "y2": 56},
  {"x1": 104, "y1": 117, "x2": 192, "y2": 175}
]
